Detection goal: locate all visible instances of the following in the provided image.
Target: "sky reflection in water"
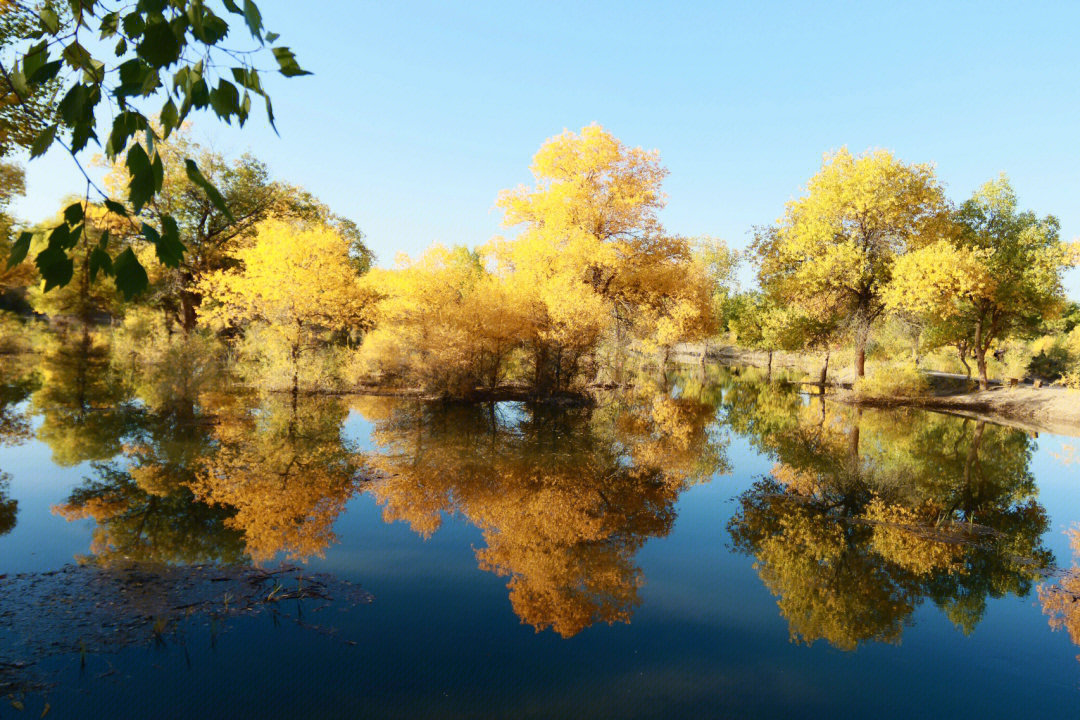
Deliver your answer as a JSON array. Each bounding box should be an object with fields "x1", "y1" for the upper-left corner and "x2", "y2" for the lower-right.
[{"x1": 1, "y1": 340, "x2": 1080, "y2": 718}]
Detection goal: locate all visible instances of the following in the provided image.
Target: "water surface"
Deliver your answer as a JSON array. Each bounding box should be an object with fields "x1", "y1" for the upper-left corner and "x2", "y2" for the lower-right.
[{"x1": 1, "y1": 346, "x2": 1079, "y2": 718}]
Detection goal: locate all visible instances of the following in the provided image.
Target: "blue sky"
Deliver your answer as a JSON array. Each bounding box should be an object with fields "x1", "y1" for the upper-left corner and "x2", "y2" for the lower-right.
[{"x1": 15, "y1": 0, "x2": 1080, "y2": 296}]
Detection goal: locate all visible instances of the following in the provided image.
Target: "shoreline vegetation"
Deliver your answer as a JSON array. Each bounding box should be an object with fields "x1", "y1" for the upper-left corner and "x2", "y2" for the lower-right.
[
  {"x1": 3, "y1": 125, "x2": 1080, "y2": 432},
  {"x1": 668, "y1": 344, "x2": 1080, "y2": 437}
]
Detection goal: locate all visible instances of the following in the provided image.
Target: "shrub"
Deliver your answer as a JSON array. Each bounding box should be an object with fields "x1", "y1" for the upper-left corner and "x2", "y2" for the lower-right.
[
  {"x1": 236, "y1": 323, "x2": 347, "y2": 394},
  {"x1": 852, "y1": 362, "x2": 930, "y2": 399},
  {"x1": 1027, "y1": 335, "x2": 1071, "y2": 380}
]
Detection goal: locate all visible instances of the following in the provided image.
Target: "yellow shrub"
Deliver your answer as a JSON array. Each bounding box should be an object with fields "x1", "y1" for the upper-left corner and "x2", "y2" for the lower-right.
[{"x1": 852, "y1": 362, "x2": 929, "y2": 399}]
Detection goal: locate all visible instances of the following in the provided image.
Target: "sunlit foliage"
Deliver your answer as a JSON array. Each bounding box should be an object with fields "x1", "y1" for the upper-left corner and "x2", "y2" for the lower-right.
[
  {"x1": 886, "y1": 175, "x2": 1072, "y2": 389},
  {"x1": 99, "y1": 126, "x2": 371, "y2": 330},
  {"x1": 355, "y1": 244, "x2": 529, "y2": 396},
  {"x1": 754, "y1": 148, "x2": 948, "y2": 377},
  {"x1": 199, "y1": 219, "x2": 377, "y2": 394},
  {"x1": 358, "y1": 125, "x2": 720, "y2": 397}
]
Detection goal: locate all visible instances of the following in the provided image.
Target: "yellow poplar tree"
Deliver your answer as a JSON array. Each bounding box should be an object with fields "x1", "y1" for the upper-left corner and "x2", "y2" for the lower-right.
[
  {"x1": 757, "y1": 148, "x2": 947, "y2": 377},
  {"x1": 492, "y1": 124, "x2": 712, "y2": 391},
  {"x1": 356, "y1": 244, "x2": 530, "y2": 396},
  {"x1": 199, "y1": 219, "x2": 376, "y2": 396},
  {"x1": 886, "y1": 176, "x2": 1072, "y2": 389}
]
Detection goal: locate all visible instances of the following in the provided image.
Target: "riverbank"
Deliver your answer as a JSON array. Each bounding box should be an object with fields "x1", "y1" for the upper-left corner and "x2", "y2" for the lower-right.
[
  {"x1": 669, "y1": 342, "x2": 1080, "y2": 437},
  {"x1": 832, "y1": 386, "x2": 1080, "y2": 437}
]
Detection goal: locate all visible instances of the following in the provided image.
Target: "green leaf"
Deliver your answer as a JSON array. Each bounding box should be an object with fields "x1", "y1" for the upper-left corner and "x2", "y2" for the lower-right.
[
  {"x1": 190, "y1": 77, "x2": 210, "y2": 108},
  {"x1": 100, "y1": 11, "x2": 120, "y2": 38},
  {"x1": 113, "y1": 248, "x2": 149, "y2": 298},
  {"x1": 106, "y1": 111, "x2": 145, "y2": 156},
  {"x1": 39, "y1": 7, "x2": 60, "y2": 34},
  {"x1": 5, "y1": 232, "x2": 32, "y2": 269},
  {"x1": 126, "y1": 143, "x2": 155, "y2": 211},
  {"x1": 151, "y1": 150, "x2": 164, "y2": 191},
  {"x1": 185, "y1": 159, "x2": 234, "y2": 221},
  {"x1": 264, "y1": 94, "x2": 276, "y2": 134},
  {"x1": 29, "y1": 60, "x2": 62, "y2": 85},
  {"x1": 62, "y1": 42, "x2": 102, "y2": 81},
  {"x1": 23, "y1": 41, "x2": 48, "y2": 80},
  {"x1": 63, "y1": 202, "x2": 84, "y2": 226},
  {"x1": 8, "y1": 71, "x2": 29, "y2": 98},
  {"x1": 231, "y1": 67, "x2": 264, "y2": 95},
  {"x1": 242, "y1": 0, "x2": 263, "y2": 40},
  {"x1": 152, "y1": 216, "x2": 186, "y2": 267},
  {"x1": 58, "y1": 83, "x2": 96, "y2": 132},
  {"x1": 122, "y1": 12, "x2": 145, "y2": 38},
  {"x1": 30, "y1": 124, "x2": 58, "y2": 159},
  {"x1": 89, "y1": 247, "x2": 113, "y2": 281},
  {"x1": 36, "y1": 245, "x2": 75, "y2": 292},
  {"x1": 104, "y1": 199, "x2": 129, "y2": 217},
  {"x1": 271, "y1": 47, "x2": 310, "y2": 77},
  {"x1": 265, "y1": 31, "x2": 280, "y2": 43},
  {"x1": 209, "y1": 80, "x2": 240, "y2": 120},
  {"x1": 137, "y1": 19, "x2": 182, "y2": 67},
  {"x1": 46, "y1": 223, "x2": 73, "y2": 250},
  {"x1": 160, "y1": 98, "x2": 179, "y2": 134}
]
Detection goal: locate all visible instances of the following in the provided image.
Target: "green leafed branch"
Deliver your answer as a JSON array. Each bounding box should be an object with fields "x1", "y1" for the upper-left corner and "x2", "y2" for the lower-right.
[{"x1": 0, "y1": 0, "x2": 310, "y2": 298}]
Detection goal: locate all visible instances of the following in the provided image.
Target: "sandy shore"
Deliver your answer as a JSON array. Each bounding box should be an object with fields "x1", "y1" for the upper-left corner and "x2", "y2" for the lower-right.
[
  {"x1": 670, "y1": 342, "x2": 1080, "y2": 437},
  {"x1": 837, "y1": 386, "x2": 1080, "y2": 437}
]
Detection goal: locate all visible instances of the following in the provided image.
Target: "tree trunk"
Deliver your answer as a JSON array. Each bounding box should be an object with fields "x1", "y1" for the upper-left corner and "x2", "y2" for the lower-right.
[
  {"x1": 958, "y1": 347, "x2": 971, "y2": 379},
  {"x1": 291, "y1": 340, "x2": 300, "y2": 406},
  {"x1": 974, "y1": 319, "x2": 988, "y2": 390},
  {"x1": 818, "y1": 348, "x2": 830, "y2": 388},
  {"x1": 849, "y1": 412, "x2": 861, "y2": 464},
  {"x1": 767, "y1": 350, "x2": 773, "y2": 381},
  {"x1": 854, "y1": 322, "x2": 869, "y2": 377},
  {"x1": 180, "y1": 291, "x2": 198, "y2": 332}
]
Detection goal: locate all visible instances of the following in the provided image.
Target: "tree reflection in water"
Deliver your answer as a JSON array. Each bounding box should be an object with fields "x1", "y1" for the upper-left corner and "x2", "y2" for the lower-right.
[
  {"x1": 725, "y1": 374, "x2": 1052, "y2": 650},
  {"x1": 354, "y1": 374, "x2": 729, "y2": 637},
  {"x1": 49, "y1": 330, "x2": 367, "y2": 566},
  {"x1": 189, "y1": 394, "x2": 365, "y2": 563},
  {"x1": 37, "y1": 338, "x2": 1061, "y2": 651}
]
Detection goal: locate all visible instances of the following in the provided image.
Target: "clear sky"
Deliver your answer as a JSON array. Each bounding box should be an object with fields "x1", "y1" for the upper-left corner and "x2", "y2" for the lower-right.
[{"x1": 14, "y1": 0, "x2": 1080, "y2": 296}]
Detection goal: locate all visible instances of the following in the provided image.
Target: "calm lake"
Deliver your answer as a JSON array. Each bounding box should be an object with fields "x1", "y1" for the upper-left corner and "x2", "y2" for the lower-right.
[{"x1": 2, "y1": 344, "x2": 1080, "y2": 718}]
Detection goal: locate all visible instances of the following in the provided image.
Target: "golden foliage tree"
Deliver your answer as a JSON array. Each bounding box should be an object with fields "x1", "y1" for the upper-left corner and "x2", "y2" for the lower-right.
[
  {"x1": 199, "y1": 219, "x2": 377, "y2": 395},
  {"x1": 490, "y1": 124, "x2": 716, "y2": 391},
  {"x1": 356, "y1": 245, "x2": 529, "y2": 396},
  {"x1": 358, "y1": 125, "x2": 717, "y2": 397},
  {"x1": 101, "y1": 126, "x2": 371, "y2": 331},
  {"x1": 756, "y1": 148, "x2": 948, "y2": 377},
  {"x1": 886, "y1": 175, "x2": 1072, "y2": 389}
]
